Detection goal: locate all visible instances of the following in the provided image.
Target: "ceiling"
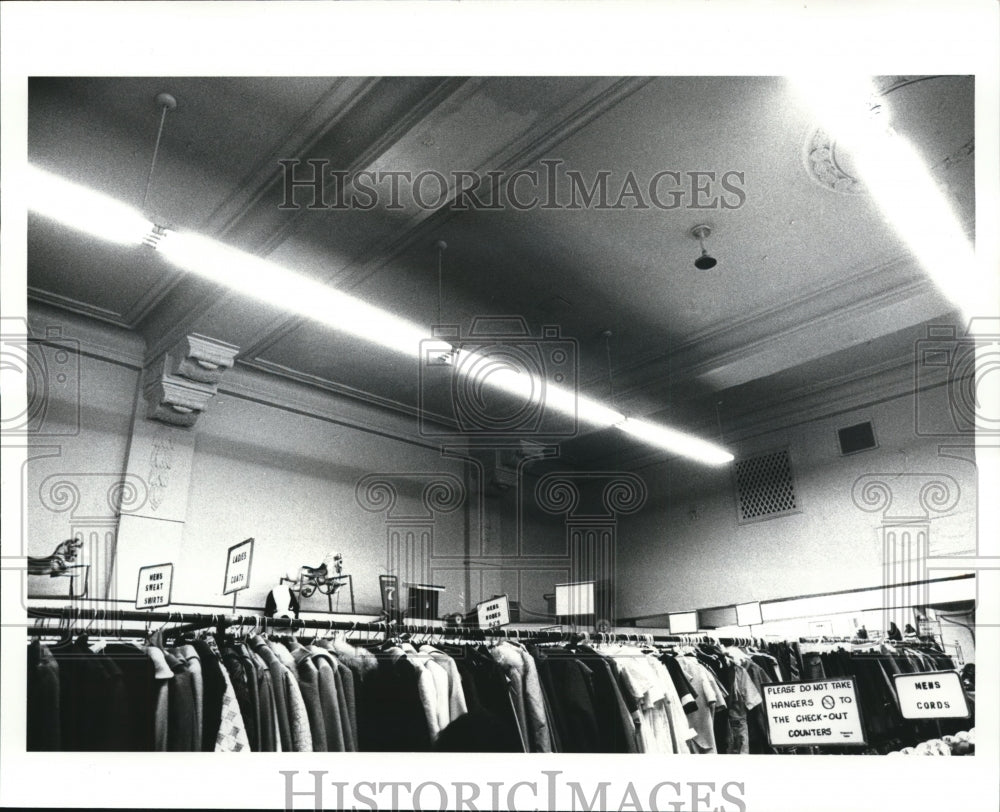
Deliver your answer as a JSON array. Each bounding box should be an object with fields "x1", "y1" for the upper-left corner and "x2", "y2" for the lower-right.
[{"x1": 27, "y1": 76, "x2": 974, "y2": 467}]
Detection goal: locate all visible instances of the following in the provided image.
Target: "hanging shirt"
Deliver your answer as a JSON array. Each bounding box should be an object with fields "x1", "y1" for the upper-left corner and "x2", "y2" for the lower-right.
[
  {"x1": 268, "y1": 641, "x2": 314, "y2": 752},
  {"x1": 251, "y1": 637, "x2": 293, "y2": 752},
  {"x1": 26, "y1": 641, "x2": 61, "y2": 751},
  {"x1": 287, "y1": 643, "x2": 328, "y2": 752},
  {"x1": 675, "y1": 654, "x2": 727, "y2": 754},
  {"x1": 309, "y1": 646, "x2": 348, "y2": 751},
  {"x1": 650, "y1": 655, "x2": 698, "y2": 753},
  {"x1": 144, "y1": 645, "x2": 174, "y2": 751},
  {"x1": 214, "y1": 662, "x2": 251, "y2": 752},
  {"x1": 660, "y1": 654, "x2": 698, "y2": 714},
  {"x1": 174, "y1": 644, "x2": 204, "y2": 748},
  {"x1": 534, "y1": 646, "x2": 600, "y2": 753},
  {"x1": 726, "y1": 662, "x2": 762, "y2": 754},
  {"x1": 489, "y1": 642, "x2": 531, "y2": 750},
  {"x1": 609, "y1": 650, "x2": 663, "y2": 752},
  {"x1": 516, "y1": 645, "x2": 553, "y2": 753},
  {"x1": 423, "y1": 647, "x2": 469, "y2": 735}
]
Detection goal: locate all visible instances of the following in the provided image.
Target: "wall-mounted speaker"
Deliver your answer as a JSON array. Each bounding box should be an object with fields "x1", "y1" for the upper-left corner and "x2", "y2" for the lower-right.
[{"x1": 838, "y1": 421, "x2": 877, "y2": 455}]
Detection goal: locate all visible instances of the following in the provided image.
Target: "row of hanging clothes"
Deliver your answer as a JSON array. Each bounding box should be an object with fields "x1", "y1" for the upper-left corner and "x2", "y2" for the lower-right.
[
  {"x1": 526, "y1": 636, "x2": 785, "y2": 755},
  {"x1": 780, "y1": 635, "x2": 971, "y2": 753},
  {"x1": 25, "y1": 608, "x2": 789, "y2": 754},
  {"x1": 26, "y1": 609, "x2": 966, "y2": 754}
]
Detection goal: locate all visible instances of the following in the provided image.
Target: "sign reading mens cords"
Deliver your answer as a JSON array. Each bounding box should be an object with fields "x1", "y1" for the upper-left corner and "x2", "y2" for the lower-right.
[
  {"x1": 893, "y1": 671, "x2": 971, "y2": 719},
  {"x1": 135, "y1": 563, "x2": 173, "y2": 610},
  {"x1": 223, "y1": 538, "x2": 254, "y2": 595},
  {"x1": 763, "y1": 677, "x2": 866, "y2": 746},
  {"x1": 476, "y1": 595, "x2": 510, "y2": 629}
]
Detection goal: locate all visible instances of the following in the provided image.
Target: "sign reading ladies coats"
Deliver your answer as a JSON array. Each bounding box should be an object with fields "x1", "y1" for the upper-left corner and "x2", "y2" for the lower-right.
[{"x1": 223, "y1": 538, "x2": 254, "y2": 595}]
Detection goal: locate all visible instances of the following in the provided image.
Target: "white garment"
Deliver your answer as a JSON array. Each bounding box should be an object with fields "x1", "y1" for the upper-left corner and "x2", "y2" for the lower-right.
[
  {"x1": 425, "y1": 647, "x2": 469, "y2": 723},
  {"x1": 675, "y1": 654, "x2": 727, "y2": 753}
]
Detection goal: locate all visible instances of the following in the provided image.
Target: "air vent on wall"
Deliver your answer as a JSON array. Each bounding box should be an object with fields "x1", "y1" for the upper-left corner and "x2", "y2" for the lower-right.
[
  {"x1": 734, "y1": 448, "x2": 798, "y2": 523},
  {"x1": 838, "y1": 420, "x2": 877, "y2": 455}
]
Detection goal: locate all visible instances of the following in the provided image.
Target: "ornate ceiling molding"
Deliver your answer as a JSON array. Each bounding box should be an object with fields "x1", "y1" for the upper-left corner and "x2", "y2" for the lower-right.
[{"x1": 803, "y1": 75, "x2": 975, "y2": 195}]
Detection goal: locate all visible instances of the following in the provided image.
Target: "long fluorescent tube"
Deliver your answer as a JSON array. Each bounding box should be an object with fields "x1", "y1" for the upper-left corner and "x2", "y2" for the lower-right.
[
  {"x1": 447, "y1": 346, "x2": 628, "y2": 429},
  {"x1": 27, "y1": 166, "x2": 155, "y2": 246},
  {"x1": 790, "y1": 75, "x2": 991, "y2": 321},
  {"x1": 27, "y1": 166, "x2": 734, "y2": 465},
  {"x1": 157, "y1": 230, "x2": 430, "y2": 358},
  {"x1": 618, "y1": 417, "x2": 734, "y2": 465}
]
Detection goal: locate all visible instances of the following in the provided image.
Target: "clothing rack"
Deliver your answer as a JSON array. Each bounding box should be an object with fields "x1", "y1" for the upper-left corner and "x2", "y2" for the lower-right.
[
  {"x1": 798, "y1": 635, "x2": 943, "y2": 649},
  {"x1": 25, "y1": 606, "x2": 757, "y2": 647}
]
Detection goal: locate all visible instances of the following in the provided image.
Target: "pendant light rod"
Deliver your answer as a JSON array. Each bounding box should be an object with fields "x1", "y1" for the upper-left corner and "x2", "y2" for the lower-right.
[
  {"x1": 142, "y1": 92, "x2": 177, "y2": 211},
  {"x1": 690, "y1": 224, "x2": 718, "y2": 270}
]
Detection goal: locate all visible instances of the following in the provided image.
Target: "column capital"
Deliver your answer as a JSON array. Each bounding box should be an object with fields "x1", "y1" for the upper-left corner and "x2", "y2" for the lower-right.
[
  {"x1": 355, "y1": 472, "x2": 466, "y2": 521},
  {"x1": 852, "y1": 473, "x2": 961, "y2": 521},
  {"x1": 535, "y1": 471, "x2": 647, "y2": 521}
]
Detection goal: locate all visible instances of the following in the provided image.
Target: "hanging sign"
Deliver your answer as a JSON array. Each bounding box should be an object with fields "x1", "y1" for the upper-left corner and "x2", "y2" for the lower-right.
[
  {"x1": 135, "y1": 563, "x2": 173, "y2": 610},
  {"x1": 380, "y1": 574, "x2": 399, "y2": 614},
  {"x1": 223, "y1": 538, "x2": 254, "y2": 595},
  {"x1": 669, "y1": 611, "x2": 699, "y2": 634},
  {"x1": 762, "y1": 677, "x2": 866, "y2": 746},
  {"x1": 476, "y1": 594, "x2": 511, "y2": 629},
  {"x1": 893, "y1": 671, "x2": 971, "y2": 719},
  {"x1": 736, "y1": 601, "x2": 763, "y2": 627}
]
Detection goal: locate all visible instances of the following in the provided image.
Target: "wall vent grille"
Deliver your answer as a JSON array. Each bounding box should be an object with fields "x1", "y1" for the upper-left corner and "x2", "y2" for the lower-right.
[{"x1": 735, "y1": 449, "x2": 798, "y2": 522}]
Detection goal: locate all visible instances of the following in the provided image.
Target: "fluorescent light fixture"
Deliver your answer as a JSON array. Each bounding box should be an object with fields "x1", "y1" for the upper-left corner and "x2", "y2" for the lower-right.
[
  {"x1": 553, "y1": 389, "x2": 626, "y2": 429},
  {"x1": 157, "y1": 230, "x2": 429, "y2": 357},
  {"x1": 27, "y1": 165, "x2": 154, "y2": 245},
  {"x1": 448, "y1": 346, "x2": 627, "y2": 429},
  {"x1": 28, "y1": 167, "x2": 735, "y2": 466},
  {"x1": 444, "y1": 347, "x2": 728, "y2": 461},
  {"x1": 618, "y1": 417, "x2": 734, "y2": 465},
  {"x1": 789, "y1": 75, "x2": 990, "y2": 321}
]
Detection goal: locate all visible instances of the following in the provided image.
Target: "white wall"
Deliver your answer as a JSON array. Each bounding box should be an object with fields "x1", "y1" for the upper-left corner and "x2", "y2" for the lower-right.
[
  {"x1": 26, "y1": 307, "x2": 979, "y2": 629},
  {"x1": 615, "y1": 390, "x2": 979, "y2": 619},
  {"x1": 25, "y1": 346, "x2": 139, "y2": 599},
  {"x1": 23, "y1": 307, "x2": 482, "y2": 614},
  {"x1": 177, "y1": 390, "x2": 467, "y2": 613}
]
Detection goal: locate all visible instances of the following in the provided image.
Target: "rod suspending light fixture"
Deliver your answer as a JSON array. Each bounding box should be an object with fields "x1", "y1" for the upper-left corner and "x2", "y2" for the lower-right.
[
  {"x1": 26, "y1": 164, "x2": 734, "y2": 466},
  {"x1": 691, "y1": 224, "x2": 717, "y2": 270}
]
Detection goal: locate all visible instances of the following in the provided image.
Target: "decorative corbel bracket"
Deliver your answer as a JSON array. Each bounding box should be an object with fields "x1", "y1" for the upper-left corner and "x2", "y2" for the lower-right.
[
  {"x1": 143, "y1": 334, "x2": 239, "y2": 427},
  {"x1": 166, "y1": 334, "x2": 237, "y2": 384}
]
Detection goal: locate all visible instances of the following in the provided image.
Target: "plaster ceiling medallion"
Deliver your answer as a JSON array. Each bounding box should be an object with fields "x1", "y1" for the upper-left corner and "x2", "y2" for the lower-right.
[{"x1": 803, "y1": 75, "x2": 974, "y2": 195}]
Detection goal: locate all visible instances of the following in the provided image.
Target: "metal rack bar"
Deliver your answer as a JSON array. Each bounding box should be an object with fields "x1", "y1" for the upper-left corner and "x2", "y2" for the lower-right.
[{"x1": 24, "y1": 606, "x2": 754, "y2": 646}]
